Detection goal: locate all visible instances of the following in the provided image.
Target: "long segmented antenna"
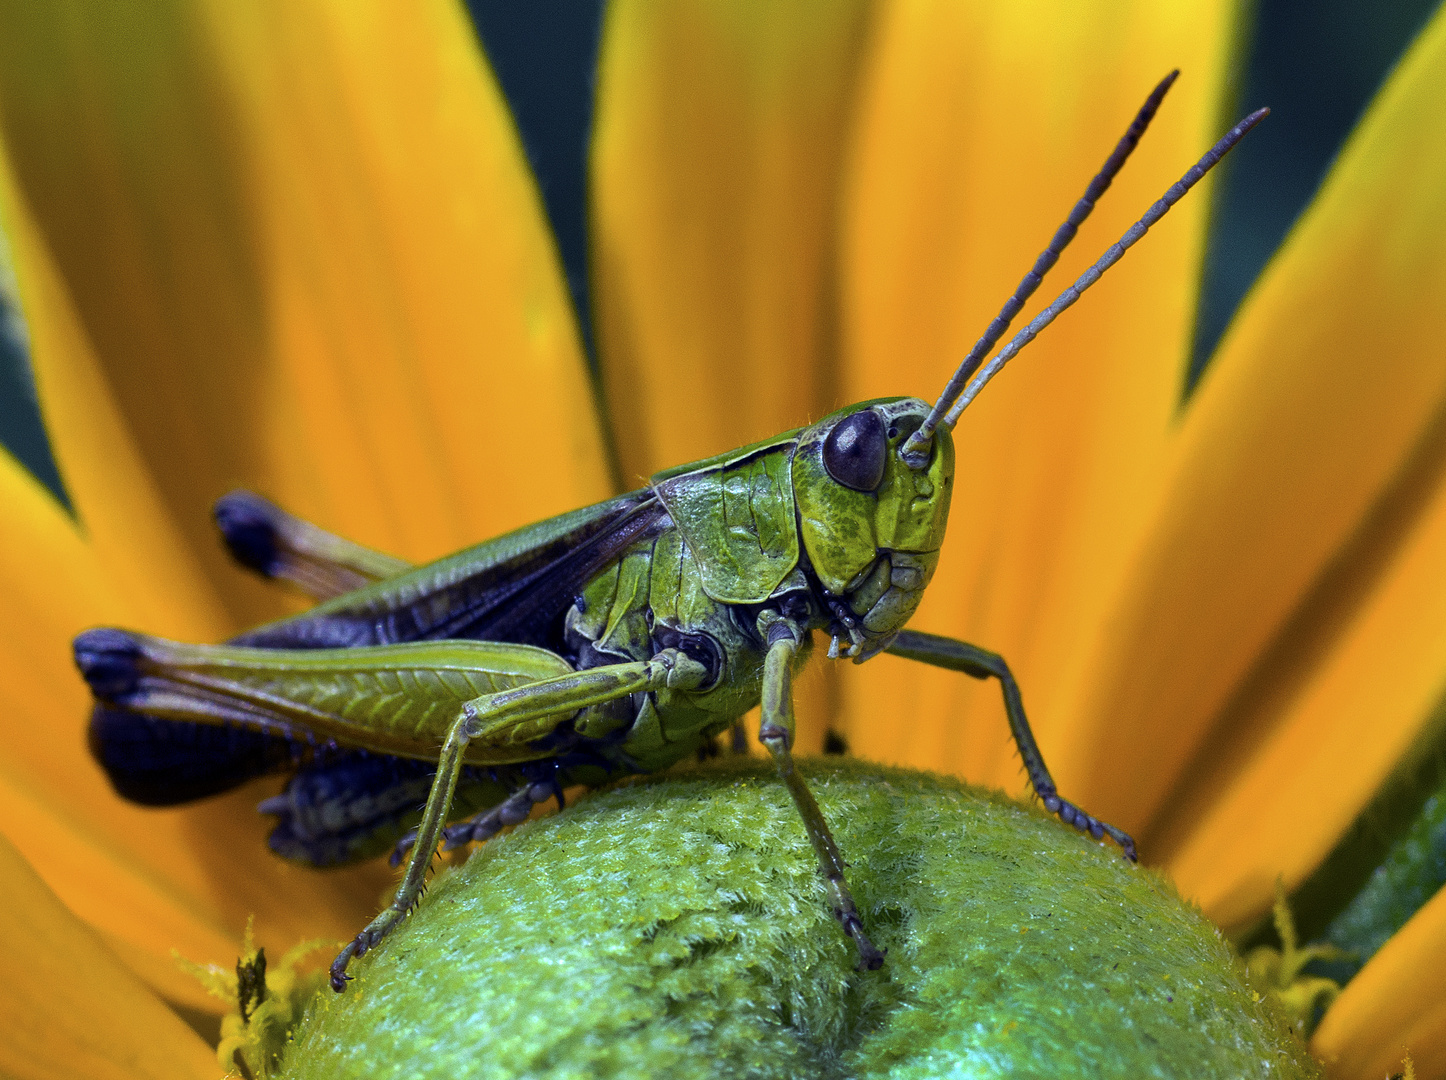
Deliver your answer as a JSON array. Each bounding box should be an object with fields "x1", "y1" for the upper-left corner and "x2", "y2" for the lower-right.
[
  {"x1": 901, "y1": 70, "x2": 1180, "y2": 468},
  {"x1": 941, "y1": 106, "x2": 1269, "y2": 425}
]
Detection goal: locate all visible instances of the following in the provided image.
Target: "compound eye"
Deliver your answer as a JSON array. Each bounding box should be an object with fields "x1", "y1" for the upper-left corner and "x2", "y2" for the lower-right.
[{"x1": 822, "y1": 409, "x2": 887, "y2": 492}]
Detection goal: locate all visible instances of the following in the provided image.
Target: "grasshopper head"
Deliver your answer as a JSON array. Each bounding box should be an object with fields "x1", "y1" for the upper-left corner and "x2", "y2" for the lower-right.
[{"x1": 792, "y1": 398, "x2": 954, "y2": 661}]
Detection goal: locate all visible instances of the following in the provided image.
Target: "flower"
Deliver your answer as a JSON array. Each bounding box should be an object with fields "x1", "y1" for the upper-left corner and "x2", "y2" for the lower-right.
[{"x1": 0, "y1": 1, "x2": 1443, "y2": 1077}]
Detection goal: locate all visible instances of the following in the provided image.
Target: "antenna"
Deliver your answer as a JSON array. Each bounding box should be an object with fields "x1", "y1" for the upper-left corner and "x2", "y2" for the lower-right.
[
  {"x1": 940, "y1": 106, "x2": 1268, "y2": 425},
  {"x1": 900, "y1": 71, "x2": 1180, "y2": 468}
]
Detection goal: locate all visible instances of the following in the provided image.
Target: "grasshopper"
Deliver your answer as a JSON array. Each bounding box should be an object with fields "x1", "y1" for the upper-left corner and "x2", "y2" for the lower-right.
[{"x1": 73, "y1": 73, "x2": 1265, "y2": 992}]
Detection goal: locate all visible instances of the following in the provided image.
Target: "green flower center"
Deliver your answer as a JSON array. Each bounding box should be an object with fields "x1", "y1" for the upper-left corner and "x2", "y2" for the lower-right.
[{"x1": 279, "y1": 759, "x2": 1319, "y2": 1079}]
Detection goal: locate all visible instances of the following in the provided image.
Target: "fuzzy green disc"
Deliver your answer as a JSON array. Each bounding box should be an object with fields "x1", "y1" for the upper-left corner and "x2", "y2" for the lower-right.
[{"x1": 280, "y1": 759, "x2": 1318, "y2": 1079}]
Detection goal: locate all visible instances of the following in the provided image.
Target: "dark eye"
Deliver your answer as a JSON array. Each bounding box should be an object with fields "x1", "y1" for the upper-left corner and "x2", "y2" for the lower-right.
[{"x1": 822, "y1": 410, "x2": 887, "y2": 492}]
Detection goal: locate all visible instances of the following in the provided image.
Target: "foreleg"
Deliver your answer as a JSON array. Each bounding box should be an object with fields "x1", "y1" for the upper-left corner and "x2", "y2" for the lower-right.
[{"x1": 886, "y1": 629, "x2": 1136, "y2": 861}]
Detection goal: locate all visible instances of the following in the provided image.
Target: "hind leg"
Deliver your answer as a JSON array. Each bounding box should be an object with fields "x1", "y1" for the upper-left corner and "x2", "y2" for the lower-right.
[{"x1": 327, "y1": 647, "x2": 710, "y2": 990}]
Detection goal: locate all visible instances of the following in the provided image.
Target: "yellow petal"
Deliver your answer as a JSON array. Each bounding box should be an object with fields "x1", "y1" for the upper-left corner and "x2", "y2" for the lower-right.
[
  {"x1": 591, "y1": 0, "x2": 873, "y2": 483},
  {"x1": 1310, "y1": 883, "x2": 1446, "y2": 1080},
  {"x1": 0, "y1": 442, "x2": 228, "y2": 978},
  {"x1": 0, "y1": 763, "x2": 394, "y2": 1015},
  {"x1": 836, "y1": 0, "x2": 1240, "y2": 788},
  {"x1": 0, "y1": 138, "x2": 228, "y2": 643},
  {"x1": 0, "y1": 1, "x2": 611, "y2": 996},
  {"x1": 1161, "y1": 453, "x2": 1446, "y2": 930},
  {"x1": 0, "y1": 0, "x2": 609, "y2": 631},
  {"x1": 0, "y1": 441, "x2": 394, "y2": 1007},
  {"x1": 0, "y1": 147, "x2": 393, "y2": 996},
  {"x1": 1058, "y1": 2, "x2": 1446, "y2": 841},
  {"x1": 0, "y1": 833, "x2": 216, "y2": 1080}
]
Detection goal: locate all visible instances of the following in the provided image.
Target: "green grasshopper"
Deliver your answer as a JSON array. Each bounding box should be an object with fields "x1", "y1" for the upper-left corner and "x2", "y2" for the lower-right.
[{"x1": 74, "y1": 73, "x2": 1265, "y2": 992}]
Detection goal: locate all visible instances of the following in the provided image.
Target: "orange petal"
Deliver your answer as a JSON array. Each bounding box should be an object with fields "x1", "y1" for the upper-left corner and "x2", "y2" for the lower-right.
[
  {"x1": 0, "y1": 833, "x2": 216, "y2": 1080},
  {"x1": 1310, "y1": 883, "x2": 1446, "y2": 1080},
  {"x1": 1058, "y1": 2, "x2": 1446, "y2": 843},
  {"x1": 590, "y1": 0, "x2": 874, "y2": 754},
  {"x1": 0, "y1": 0, "x2": 609, "y2": 632},
  {"x1": 0, "y1": 758, "x2": 394, "y2": 1014},
  {"x1": 836, "y1": 1, "x2": 1241, "y2": 788},
  {"x1": 591, "y1": 0, "x2": 874, "y2": 483}
]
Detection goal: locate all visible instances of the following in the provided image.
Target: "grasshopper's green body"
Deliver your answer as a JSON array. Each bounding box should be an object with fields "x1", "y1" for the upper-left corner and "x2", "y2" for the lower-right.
[
  {"x1": 77, "y1": 397, "x2": 970, "y2": 983},
  {"x1": 74, "y1": 77, "x2": 1266, "y2": 990},
  {"x1": 93, "y1": 397, "x2": 946, "y2": 776}
]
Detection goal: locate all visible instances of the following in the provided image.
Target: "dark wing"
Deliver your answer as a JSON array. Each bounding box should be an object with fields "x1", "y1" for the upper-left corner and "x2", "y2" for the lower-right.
[{"x1": 231, "y1": 490, "x2": 669, "y2": 652}]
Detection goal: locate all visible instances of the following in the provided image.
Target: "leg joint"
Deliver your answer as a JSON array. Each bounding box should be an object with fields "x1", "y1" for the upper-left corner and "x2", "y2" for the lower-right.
[{"x1": 758, "y1": 720, "x2": 789, "y2": 746}]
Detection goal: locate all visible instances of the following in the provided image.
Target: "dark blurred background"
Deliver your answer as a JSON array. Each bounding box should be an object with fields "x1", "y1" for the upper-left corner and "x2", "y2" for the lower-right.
[{"x1": 1, "y1": 0, "x2": 1439, "y2": 509}]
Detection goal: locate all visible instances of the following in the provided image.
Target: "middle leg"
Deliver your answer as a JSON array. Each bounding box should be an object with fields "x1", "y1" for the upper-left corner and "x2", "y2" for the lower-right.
[{"x1": 757, "y1": 615, "x2": 885, "y2": 970}]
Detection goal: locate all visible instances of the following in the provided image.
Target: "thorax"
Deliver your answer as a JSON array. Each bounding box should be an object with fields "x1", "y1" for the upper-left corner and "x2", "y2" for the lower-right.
[{"x1": 562, "y1": 522, "x2": 809, "y2": 772}]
